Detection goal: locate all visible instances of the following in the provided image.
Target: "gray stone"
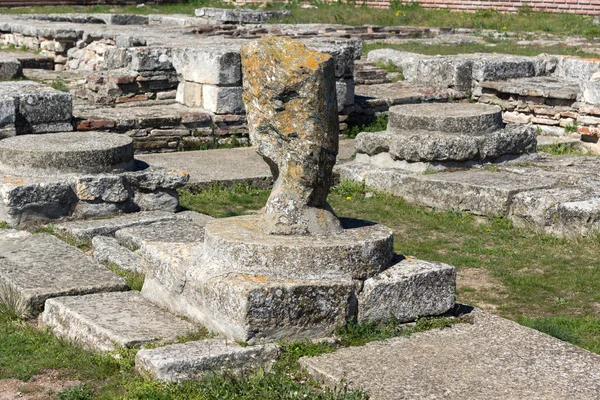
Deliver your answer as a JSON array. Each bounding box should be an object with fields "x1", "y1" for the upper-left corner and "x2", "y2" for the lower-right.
[
  {"x1": 102, "y1": 14, "x2": 149, "y2": 26},
  {"x1": 300, "y1": 310, "x2": 600, "y2": 400},
  {"x1": 54, "y1": 211, "x2": 180, "y2": 239},
  {"x1": 0, "y1": 232, "x2": 127, "y2": 316},
  {"x1": 194, "y1": 7, "x2": 291, "y2": 23},
  {"x1": 581, "y1": 76, "x2": 600, "y2": 105},
  {"x1": 136, "y1": 339, "x2": 279, "y2": 382},
  {"x1": 175, "y1": 210, "x2": 214, "y2": 227},
  {"x1": 0, "y1": 132, "x2": 134, "y2": 175},
  {"x1": 0, "y1": 179, "x2": 77, "y2": 227},
  {"x1": 0, "y1": 56, "x2": 22, "y2": 80},
  {"x1": 92, "y1": 236, "x2": 143, "y2": 272},
  {"x1": 241, "y1": 36, "x2": 340, "y2": 235},
  {"x1": 115, "y1": 219, "x2": 205, "y2": 250},
  {"x1": 357, "y1": 257, "x2": 455, "y2": 323},
  {"x1": 123, "y1": 168, "x2": 190, "y2": 191},
  {"x1": 0, "y1": 81, "x2": 72, "y2": 134},
  {"x1": 133, "y1": 189, "x2": 179, "y2": 213},
  {"x1": 141, "y1": 253, "x2": 354, "y2": 343},
  {"x1": 335, "y1": 78, "x2": 355, "y2": 111},
  {"x1": 555, "y1": 56, "x2": 600, "y2": 81},
  {"x1": 42, "y1": 291, "x2": 198, "y2": 352},
  {"x1": 467, "y1": 53, "x2": 536, "y2": 82},
  {"x1": 202, "y1": 85, "x2": 244, "y2": 115},
  {"x1": 510, "y1": 187, "x2": 600, "y2": 237},
  {"x1": 72, "y1": 175, "x2": 129, "y2": 203},
  {"x1": 388, "y1": 103, "x2": 503, "y2": 135},
  {"x1": 414, "y1": 56, "x2": 473, "y2": 90},
  {"x1": 0, "y1": 95, "x2": 16, "y2": 137},
  {"x1": 175, "y1": 81, "x2": 203, "y2": 107},
  {"x1": 130, "y1": 47, "x2": 173, "y2": 72},
  {"x1": 172, "y1": 47, "x2": 241, "y2": 85},
  {"x1": 203, "y1": 215, "x2": 393, "y2": 280}
]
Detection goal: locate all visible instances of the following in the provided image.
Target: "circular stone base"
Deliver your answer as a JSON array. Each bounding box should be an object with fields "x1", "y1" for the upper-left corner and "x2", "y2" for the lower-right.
[
  {"x1": 388, "y1": 103, "x2": 503, "y2": 136},
  {"x1": 0, "y1": 132, "x2": 134, "y2": 175},
  {"x1": 203, "y1": 215, "x2": 394, "y2": 280}
]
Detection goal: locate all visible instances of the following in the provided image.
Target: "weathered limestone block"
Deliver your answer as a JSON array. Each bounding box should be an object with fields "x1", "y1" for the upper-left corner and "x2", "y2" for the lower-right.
[
  {"x1": 195, "y1": 7, "x2": 291, "y2": 23},
  {"x1": 357, "y1": 257, "x2": 456, "y2": 323},
  {"x1": 130, "y1": 47, "x2": 173, "y2": 72},
  {"x1": 175, "y1": 81, "x2": 203, "y2": 108},
  {"x1": 0, "y1": 232, "x2": 127, "y2": 316},
  {"x1": 0, "y1": 56, "x2": 22, "y2": 80},
  {"x1": 0, "y1": 95, "x2": 16, "y2": 139},
  {"x1": 241, "y1": 36, "x2": 340, "y2": 235},
  {"x1": 73, "y1": 175, "x2": 129, "y2": 203},
  {"x1": 172, "y1": 46, "x2": 241, "y2": 85},
  {"x1": 92, "y1": 235, "x2": 143, "y2": 273},
  {"x1": 202, "y1": 215, "x2": 393, "y2": 280},
  {"x1": 136, "y1": 339, "x2": 279, "y2": 382},
  {"x1": 202, "y1": 85, "x2": 244, "y2": 114},
  {"x1": 42, "y1": 291, "x2": 197, "y2": 352},
  {"x1": 115, "y1": 219, "x2": 205, "y2": 250},
  {"x1": 335, "y1": 78, "x2": 355, "y2": 111}
]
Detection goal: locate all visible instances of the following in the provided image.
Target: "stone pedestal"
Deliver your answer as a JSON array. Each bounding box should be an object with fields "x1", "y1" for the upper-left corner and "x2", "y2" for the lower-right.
[
  {"x1": 0, "y1": 132, "x2": 188, "y2": 226},
  {"x1": 140, "y1": 215, "x2": 455, "y2": 344},
  {"x1": 355, "y1": 103, "x2": 537, "y2": 172}
]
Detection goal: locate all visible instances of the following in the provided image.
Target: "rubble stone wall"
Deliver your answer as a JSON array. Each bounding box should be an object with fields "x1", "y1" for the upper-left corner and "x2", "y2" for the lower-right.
[{"x1": 0, "y1": 1, "x2": 182, "y2": 5}]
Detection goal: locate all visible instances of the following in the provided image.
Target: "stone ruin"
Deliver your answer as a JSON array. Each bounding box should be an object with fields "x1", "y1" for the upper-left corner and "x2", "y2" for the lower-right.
[{"x1": 0, "y1": 38, "x2": 458, "y2": 382}]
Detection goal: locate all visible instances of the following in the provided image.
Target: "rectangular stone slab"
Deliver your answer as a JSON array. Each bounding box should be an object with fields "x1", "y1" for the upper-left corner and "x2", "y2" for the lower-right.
[
  {"x1": 54, "y1": 211, "x2": 181, "y2": 240},
  {"x1": 115, "y1": 219, "x2": 205, "y2": 251},
  {"x1": 367, "y1": 169, "x2": 559, "y2": 216},
  {"x1": 42, "y1": 291, "x2": 199, "y2": 352},
  {"x1": 136, "y1": 339, "x2": 279, "y2": 382},
  {"x1": 140, "y1": 243, "x2": 354, "y2": 343},
  {"x1": 357, "y1": 257, "x2": 456, "y2": 323},
  {"x1": 0, "y1": 231, "x2": 127, "y2": 316},
  {"x1": 300, "y1": 310, "x2": 600, "y2": 400}
]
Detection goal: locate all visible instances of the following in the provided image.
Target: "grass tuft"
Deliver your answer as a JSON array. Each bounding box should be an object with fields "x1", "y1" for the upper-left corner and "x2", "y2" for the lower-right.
[
  {"x1": 0, "y1": 281, "x2": 28, "y2": 322},
  {"x1": 0, "y1": 221, "x2": 9, "y2": 229},
  {"x1": 106, "y1": 264, "x2": 145, "y2": 291},
  {"x1": 57, "y1": 384, "x2": 94, "y2": 400},
  {"x1": 342, "y1": 114, "x2": 388, "y2": 139},
  {"x1": 538, "y1": 142, "x2": 590, "y2": 156},
  {"x1": 51, "y1": 78, "x2": 70, "y2": 93}
]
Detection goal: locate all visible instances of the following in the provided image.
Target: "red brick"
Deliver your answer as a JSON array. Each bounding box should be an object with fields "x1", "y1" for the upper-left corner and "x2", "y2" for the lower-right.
[
  {"x1": 75, "y1": 119, "x2": 116, "y2": 131},
  {"x1": 578, "y1": 125, "x2": 600, "y2": 136}
]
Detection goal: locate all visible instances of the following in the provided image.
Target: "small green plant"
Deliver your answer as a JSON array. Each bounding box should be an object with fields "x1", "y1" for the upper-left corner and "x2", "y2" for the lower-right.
[
  {"x1": 483, "y1": 164, "x2": 500, "y2": 172},
  {"x1": 538, "y1": 142, "x2": 588, "y2": 156},
  {"x1": 57, "y1": 384, "x2": 94, "y2": 400},
  {"x1": 106, "y1": 264, "x2": 145, "y2": 291},
  {"x1": 331, "y1": 180, "x2": 366, "y2": 198},
  {"x1": 422, "y1": 169, "x2": 437, "y2": 175},
  {"x1": 0, "y1": 281, "x2": 27, "y2": 321},
  {"x1": 51, "y1": 78, "x2": 70, "y2": 93},
  {"x1": 0, "y1": 221, "x2": 9, "y2": 229},
  {"x1": 342, "y1": 114, "x2": 388, "y2": 139},
  {"x1": 564, "y1": 120, "x2": 579, "y2": 134},
  {"x1": 374, "y1": 60, "x2": 404, "y2": 82}
]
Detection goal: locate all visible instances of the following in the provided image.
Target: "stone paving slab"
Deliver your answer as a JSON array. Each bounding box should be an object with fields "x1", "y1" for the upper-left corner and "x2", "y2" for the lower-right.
[
  {"x1": 42, "y1": 291, "x2": 199, "y2": 352},
  {"x1": 137, "y1": 139, "x2": 356, "y2": 189},
  {"x1": 300, "y1": 310, "x2": 600, "y2": 400},
  {"x1": 92, "y1": 235, "x2": 143, "y2": 273},
  {"x1": 115, "y1": 219, "x2": 206, "y2": 250},
  {"x1": 136, "y1": 339, "x2": 279, "y2": 382},
  {"x1": 0, "y1": 231, "x2": 127, "y2": 316},
  {"x1": 54, "y1": 211, "x2": 181, "y2": 240}
]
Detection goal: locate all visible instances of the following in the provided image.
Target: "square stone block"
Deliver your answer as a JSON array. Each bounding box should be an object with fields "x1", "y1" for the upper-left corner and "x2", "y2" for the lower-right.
[
  {"x1": 357, "y1": 257, "x2": 456, "y2": 323},
  {"x1": 140, "y1": 243, "x2": 354, "y2": 343},
  {"x1": 172, "y1": 46, "x2": 242, "y2": 85},
  {"x1": 202, "y1": 85, "x2": 244, "y2": 114},
  {"x1": 176, "y1": 81, "x2": 203, "y2": 108}
]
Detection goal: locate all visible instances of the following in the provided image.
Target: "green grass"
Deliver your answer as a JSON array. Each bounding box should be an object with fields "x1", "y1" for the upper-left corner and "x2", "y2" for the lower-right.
[
  {"x1": 538, "y1": 142, "x2": 590, "y2": 156},
  {"x1": 364, "y1": 40, "x2": 599, "y2": 58},
  {"x1": 181, "y1": 182, "x2": 600, "y2": 355},
  {"x1": 51, "y1": 77, "x2": 70, "y2": 93},
  {"x1": 105, "y1": 264, "x2": 145, "y2": 291},
  {"x1": 342, "y1": 114, "x2": 388, "y2": 139},
  {"x1": 374, "y1": 60, "x2": 404, "y2": 82},
  {"x1": 2, "y1": 1, "x2": 599, "y2": 39},
  {"x1": 0, "y1": 221, "x2": 9, "y2": 229},
  {"x1": 179, "y1": 182, "x2": 270, "y2": 218},
  {"x1": 181, "y1": 134, "x2": 250, "y2": 152}
]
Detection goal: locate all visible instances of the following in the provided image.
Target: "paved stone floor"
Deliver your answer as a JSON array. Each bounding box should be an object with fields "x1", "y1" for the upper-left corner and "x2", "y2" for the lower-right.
[{"x1": 300, "y1": 309, "x2": 600, "y2": 400}]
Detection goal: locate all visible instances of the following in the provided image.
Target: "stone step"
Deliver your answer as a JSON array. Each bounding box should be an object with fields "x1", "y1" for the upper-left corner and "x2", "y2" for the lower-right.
[
  {"x1": 355, "y1": 124, "x2": 536, "y2": 163},
  {"x1": 0, "y1": 231, "x2": 127, "y2": 317},
  {"x1": 354, "y1": 60, "x2": 391, "y2": 85},
  {"x1": 300, "y1": 310, "x2": 600, "y2": 399},
  {"x1": 54, "y1": 211, "x2": 186, "y2": 240},
  {"x1": 136, "y1": 339, "x2": 279, "y2": 382},
  {"x1": 115, "y1": 218, "x2": 207, "y2": 251},
  {"x1": 42, "y1": 291, "x2": 200, "y2": 352},
  {"x1": 388, "y1": 103, "x2": 503, "y2": 135}
]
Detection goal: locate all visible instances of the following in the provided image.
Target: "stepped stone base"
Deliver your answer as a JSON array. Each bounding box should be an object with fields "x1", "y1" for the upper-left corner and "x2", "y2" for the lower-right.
[
  {"x1": 42, "y1": 291, "x2": 199, "y2": 352},
  {"x1": 136, "y1": 339, "x2": 280, "y2": 382},
  {"x1": 0, "y1": 132, "x2": 188, "y2": 227},
  {"x1": 0, "y1": 231, "x2": 127, "y2": 316},
  {"x1": 138, "y1": 215, "x2": 456, "y2": 343}
]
